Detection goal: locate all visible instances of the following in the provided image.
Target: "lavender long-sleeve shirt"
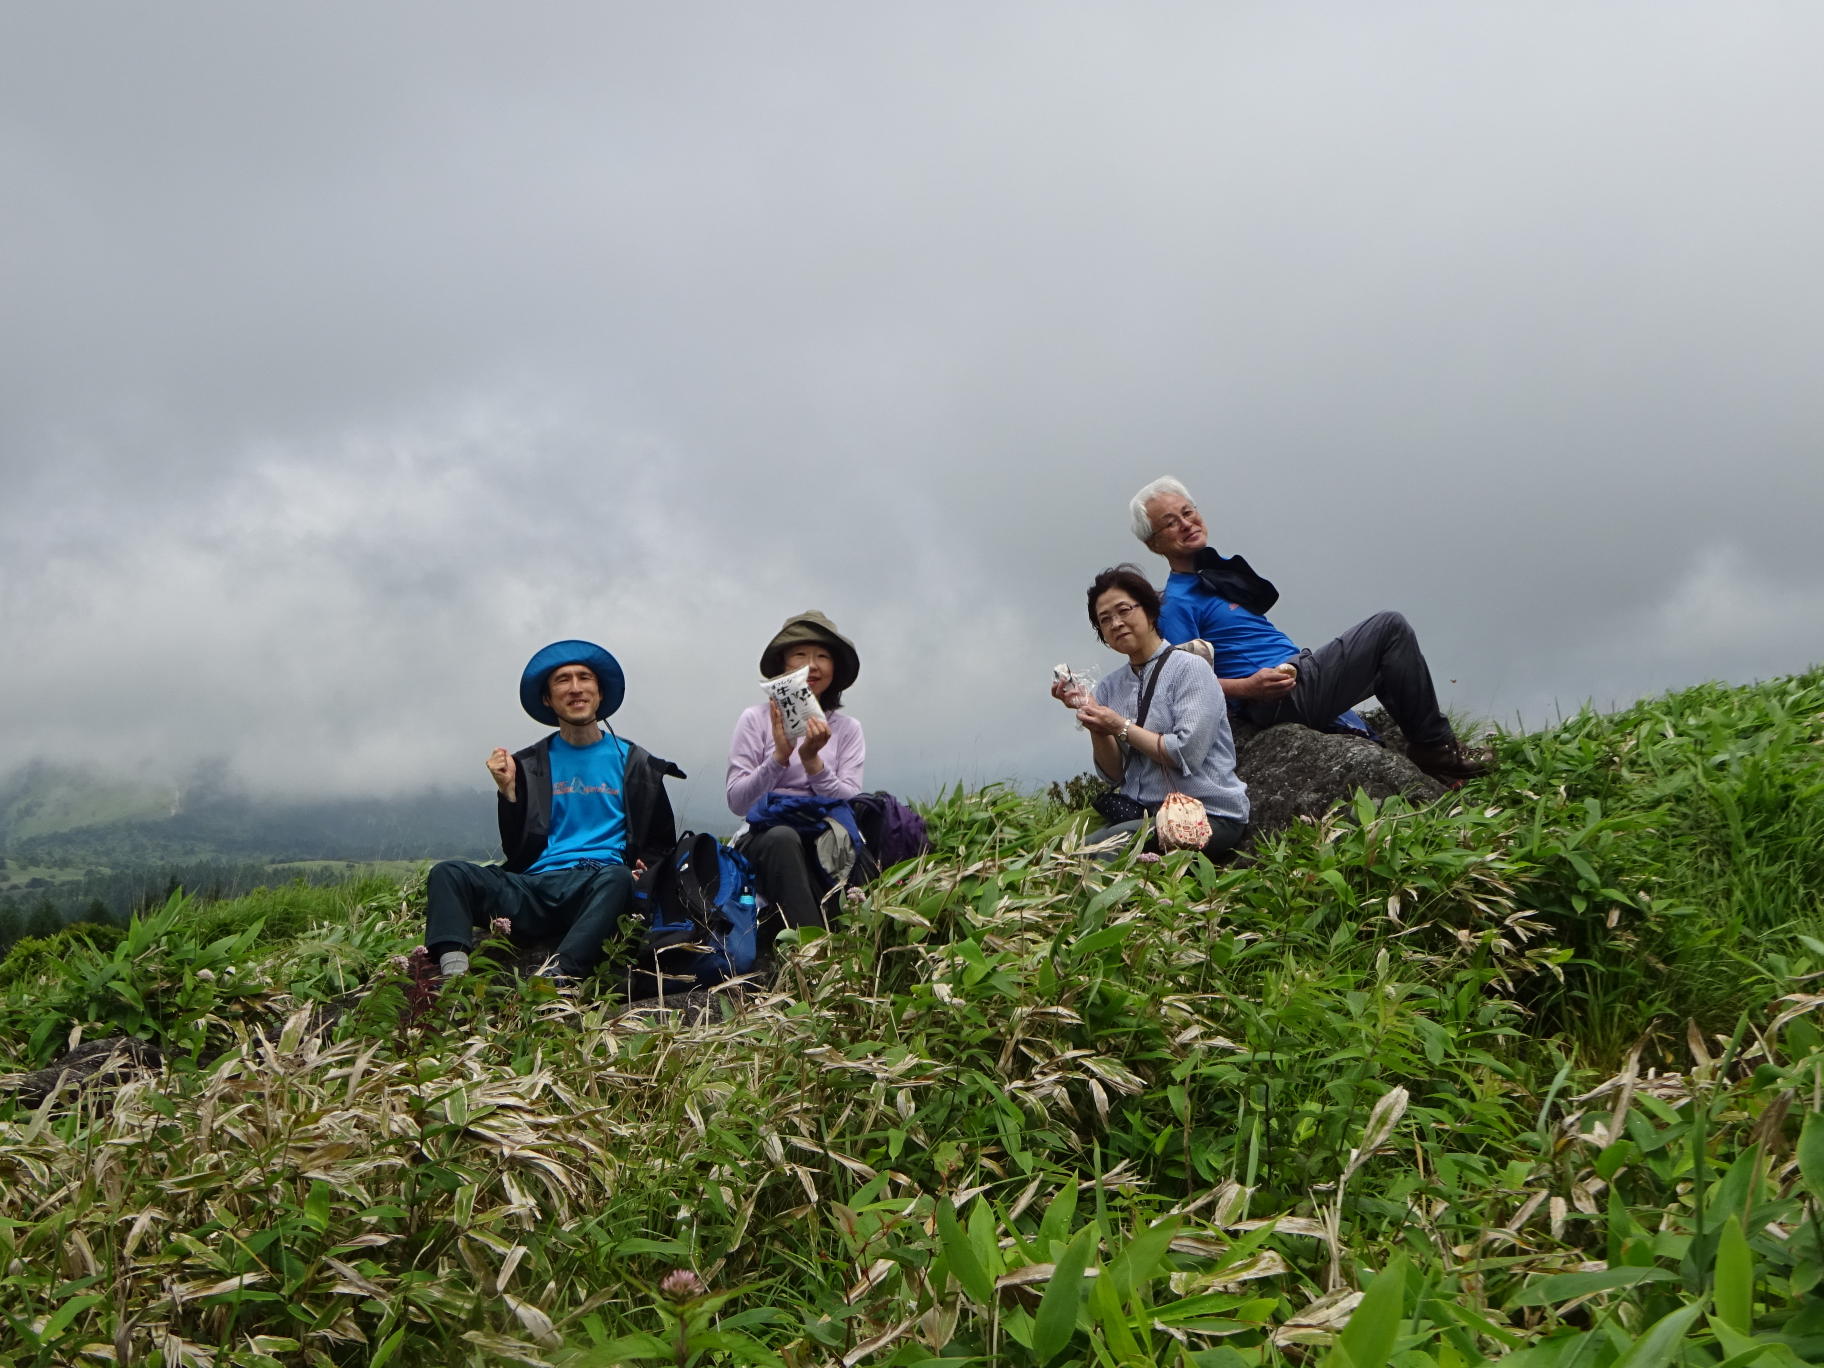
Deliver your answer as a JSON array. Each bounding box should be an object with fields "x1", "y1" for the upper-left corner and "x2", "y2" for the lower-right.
[{"x1": 725, "y1": 703, "x2": 866, "y2": 816}]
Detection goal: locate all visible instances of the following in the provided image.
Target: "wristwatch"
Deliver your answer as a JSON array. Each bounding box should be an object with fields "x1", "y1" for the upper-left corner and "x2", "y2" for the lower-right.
[{"x1": 1118, "y1": 719, "x2": 1132, "y2": 745}]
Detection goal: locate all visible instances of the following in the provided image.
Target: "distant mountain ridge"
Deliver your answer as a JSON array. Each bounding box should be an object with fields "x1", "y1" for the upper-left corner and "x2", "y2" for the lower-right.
[
  {"x1": 0, "y1": 761, "x2": 176, "y2": 846},
  {"x1": 0, "y1": 762, "x2": 496, "y2": 869}
]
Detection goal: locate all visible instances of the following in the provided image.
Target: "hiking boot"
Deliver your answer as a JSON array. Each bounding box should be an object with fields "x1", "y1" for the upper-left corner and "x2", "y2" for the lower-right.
[{"x1": 1407, "y1": 738, "x2": 1493, "y2": 786}]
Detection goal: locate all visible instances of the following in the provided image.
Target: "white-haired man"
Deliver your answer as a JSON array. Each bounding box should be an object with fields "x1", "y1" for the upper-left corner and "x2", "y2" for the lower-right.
[{"x1": 1130, "y1": 476, "x2": 1490, "y2": 784}]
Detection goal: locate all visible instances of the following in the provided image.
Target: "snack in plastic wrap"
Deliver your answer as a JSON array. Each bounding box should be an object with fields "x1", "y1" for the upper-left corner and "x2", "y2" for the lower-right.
[
  {"x1": 1053, "y1": 663, "x2": 1098, "y2": 727},
  {"x1": 762, "y1": 665, "x2": 826, "y2": 739},
  {"x1": 1052, "y1": 662, "x2": 1096, "y2": 708}
]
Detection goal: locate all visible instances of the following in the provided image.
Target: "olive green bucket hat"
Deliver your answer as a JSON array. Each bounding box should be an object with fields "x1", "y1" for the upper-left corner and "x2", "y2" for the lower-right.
[{"x1": 758, "y1": 610, "x2": 860, "y2": 692}]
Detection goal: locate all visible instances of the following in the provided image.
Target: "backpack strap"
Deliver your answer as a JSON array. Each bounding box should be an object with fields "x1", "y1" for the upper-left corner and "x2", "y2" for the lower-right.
[
  {"x1": 633, "y1": 836, "x2": 674, "y2": 906},
  {"x1": 678, "y1": 831, "x2": 723, "y2": 925},
  {"x1": 637, "y1": 832, "x2": 709, "y2": 950},
  {"x1": 1133, "y1": 649, "x2": 1174, "y2": 732}
]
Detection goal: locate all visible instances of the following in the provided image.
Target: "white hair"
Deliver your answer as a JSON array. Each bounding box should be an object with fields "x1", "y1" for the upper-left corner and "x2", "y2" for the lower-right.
[{"x1": 1129, "y1": 475, "x2": 1194, "y2": 541}]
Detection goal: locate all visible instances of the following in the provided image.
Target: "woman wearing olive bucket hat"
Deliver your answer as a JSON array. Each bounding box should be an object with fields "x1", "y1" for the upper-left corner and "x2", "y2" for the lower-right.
[{"x1": 725, "y1": 611, "x2": 864, "y2": 935}]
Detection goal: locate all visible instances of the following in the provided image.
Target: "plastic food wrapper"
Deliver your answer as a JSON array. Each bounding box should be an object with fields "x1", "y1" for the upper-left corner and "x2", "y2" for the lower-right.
[
  {"x1": 762, "y1": 665, "x2": 826, "y2": 739},
  {"x1": 1053, "y1": 663, "x2": 1098, "y2": 726}
]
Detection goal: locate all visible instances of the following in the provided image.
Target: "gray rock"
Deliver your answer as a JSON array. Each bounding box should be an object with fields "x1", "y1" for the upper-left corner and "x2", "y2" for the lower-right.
[
  {"x1": 1234, "y1": 723, "x2": 1446, "y2": 840},
  {"x1": 1357, "y1": 707, "x2": 1411, "y2": 753},
  {"x1": 1, "y1": 1035, "x2": 162, "y2": 1104}
]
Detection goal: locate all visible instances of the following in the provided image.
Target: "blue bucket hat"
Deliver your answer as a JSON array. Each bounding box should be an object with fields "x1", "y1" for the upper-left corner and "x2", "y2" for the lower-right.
[{"x1": 519, "y1": 640, "x2": 625, "y2": 726}]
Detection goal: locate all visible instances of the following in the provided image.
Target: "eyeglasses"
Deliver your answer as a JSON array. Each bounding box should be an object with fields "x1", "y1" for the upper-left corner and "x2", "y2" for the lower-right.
[
  {"x1": 1095, "y1": 601, "x2": 1145, "y2": 631},
  {"x1": 1152, "y1": 505, "x2": 1200, "y2": 536}
]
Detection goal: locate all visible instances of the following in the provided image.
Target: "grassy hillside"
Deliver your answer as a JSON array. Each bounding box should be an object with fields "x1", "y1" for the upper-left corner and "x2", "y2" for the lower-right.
[
  {"x1": 0, "y1": 761, "x2": 174, "y2": 846},
  {"x1": 0, "y1": 670, "x2": 1821, "y2": 1367}
]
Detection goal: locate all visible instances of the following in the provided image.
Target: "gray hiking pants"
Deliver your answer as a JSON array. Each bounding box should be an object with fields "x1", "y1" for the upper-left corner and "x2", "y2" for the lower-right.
[
  {"x1": 743, "y1": 825, "x2": 830, "y2": 932},
  {"x1": 1242, "y1": 610, "x2": 1453, "y2": 748}
]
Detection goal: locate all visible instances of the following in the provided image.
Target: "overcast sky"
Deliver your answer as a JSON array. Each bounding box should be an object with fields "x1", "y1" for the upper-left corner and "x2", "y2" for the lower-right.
[{"x1": 4, "y1": 3, "x2": 1821, "y2": 831}]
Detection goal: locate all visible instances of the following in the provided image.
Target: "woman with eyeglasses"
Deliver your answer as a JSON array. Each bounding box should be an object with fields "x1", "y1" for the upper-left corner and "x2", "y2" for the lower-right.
[{"x1": 1056, "y1": 564, "x2": 1249, "y2": 857}]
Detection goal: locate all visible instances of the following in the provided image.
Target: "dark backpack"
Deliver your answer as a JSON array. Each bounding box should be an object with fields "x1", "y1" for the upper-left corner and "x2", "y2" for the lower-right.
[
  {"x1": 849, "y1": 792, "x2": 931, "y2": 879},
  {"x1": 630, "y1": 832, "x2": 759, "y2": 993}
]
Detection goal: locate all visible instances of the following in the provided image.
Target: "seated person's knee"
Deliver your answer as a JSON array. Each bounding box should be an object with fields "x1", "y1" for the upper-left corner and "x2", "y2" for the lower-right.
[{"x1": 751, "y1": 825, "x2": 804, "y2": 857}]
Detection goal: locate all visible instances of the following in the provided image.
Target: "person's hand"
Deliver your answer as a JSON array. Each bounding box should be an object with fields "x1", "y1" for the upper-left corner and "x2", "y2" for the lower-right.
[
  {"x1": 1050, "y1": 677, "x2": 1090, "y2": 710},
  {"x1": 799, "y1": 714, "x2": 831, "y2": 760},
  {"x1": 1241, "y1": 665, "x2": 1298, "y2": 701},
  {"x1": 769, "y1": 700, "x2": 795, "y2": 765},
  {"x1": 630, "y1": 858, "x2": 648, "y2": 879},
  {"x1": 486, "y1": 747, "x2": 517, "y2": 802},
  {"x1": 1076, "y1": 702, "x2": 1127, "y2": 736}
]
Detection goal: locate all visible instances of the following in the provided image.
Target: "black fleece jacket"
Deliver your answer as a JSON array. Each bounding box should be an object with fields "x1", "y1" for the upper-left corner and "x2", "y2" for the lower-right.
[
  {"x1": 1192, "y1": 545, "x2": 1280, "y2": 617},
  {"x1": 496, "y1": 734, "x2": 685, "y2": 874}
]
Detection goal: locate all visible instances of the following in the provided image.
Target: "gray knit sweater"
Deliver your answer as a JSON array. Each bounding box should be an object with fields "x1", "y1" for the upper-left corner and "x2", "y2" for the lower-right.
[{"x1": 1091, "y1": 646, "x2": 1249, "y2": 824}]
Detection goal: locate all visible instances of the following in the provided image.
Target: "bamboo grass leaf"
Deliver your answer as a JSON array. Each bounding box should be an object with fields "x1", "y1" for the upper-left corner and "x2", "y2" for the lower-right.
[
  {"x1": 1340, "y1": 1087, "x2": 1410, "y2": 1184},
  {"x1": 937, "y1": 1197, "x2": 994, "y2": 1307},
  {"x1": 1713, "y1": 1216, "x2": 1753, "y2": 1334},
  {"x1": 367, "y1": 1327, "x2": 408, "y2": 1368},
  {"x1": 1799, "y1": 1110, "x2": 1824, "y2": 1207},
  {"x1": 1322, "y1": 1257, "x2": 1406, "y2": 1368},
  {"x1": 39, "y1": 1293, "x2": 104, "y2": 1343},
  {"x1": 1106, "y1": 1219, "x2": 1178, "y2": 1303},
  {"x1": 1089, "y1": 1260, "x2": 1145, "y2": 1362},
  {"x1": 1608, "y1": 1299, "x2": 1707, "y2": 1368},
  {"x1": 1038, "y1": 1178, "x2": 1080, "y2": 1257},
  {"x1": 1034, "y1": 1224, "x2": 1098, "y2": 1364},
  {"x1": 1507, "y1": 1266, "x2": 1680, "y2": 1309}
]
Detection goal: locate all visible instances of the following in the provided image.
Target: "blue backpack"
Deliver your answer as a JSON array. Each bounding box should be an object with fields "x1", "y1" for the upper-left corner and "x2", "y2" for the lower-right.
[{"x1": 631, "y1": 831, "x2": 759, "y2": 992}]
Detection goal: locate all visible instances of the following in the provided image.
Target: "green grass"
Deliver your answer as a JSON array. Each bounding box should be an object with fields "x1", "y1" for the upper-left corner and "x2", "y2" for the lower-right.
[
  {"x1": 269, "y1": 860, "x2": 432, "y2": 881},
  {"x1": 0, "y1": 863, "x2": 90, "y2": 893},
  {"x1": 0, "y1": 772, "x2": 171, "y2": 845},
  {"x1": 0, "y1": 669, "x2": 1821, "y2": 1367}
]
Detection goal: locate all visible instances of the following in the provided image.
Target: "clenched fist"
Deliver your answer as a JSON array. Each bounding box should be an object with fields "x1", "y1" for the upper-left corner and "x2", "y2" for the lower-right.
[{"x1": 486, "y1": 747, "x2": 517, "y2": 803}]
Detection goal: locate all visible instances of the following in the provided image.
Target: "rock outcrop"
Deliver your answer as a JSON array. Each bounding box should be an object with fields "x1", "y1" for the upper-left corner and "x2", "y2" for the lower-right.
[
  {"x1": 1, "y1": 1035, "x2": 163, "y2": 1105},
  {"x1": 1232, "y1": 713, "x2": 1447, "y2": 841}
]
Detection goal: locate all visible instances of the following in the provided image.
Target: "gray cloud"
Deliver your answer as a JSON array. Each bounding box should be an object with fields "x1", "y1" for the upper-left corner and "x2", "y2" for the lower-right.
[{"x1": 4, "y1": 3, "x2": 1821, "y2": 828}]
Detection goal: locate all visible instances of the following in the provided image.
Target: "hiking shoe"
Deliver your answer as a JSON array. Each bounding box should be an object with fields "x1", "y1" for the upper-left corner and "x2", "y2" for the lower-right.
[{"x1": 1407, "y1": 738, "x2": 1493, "y2": 785}]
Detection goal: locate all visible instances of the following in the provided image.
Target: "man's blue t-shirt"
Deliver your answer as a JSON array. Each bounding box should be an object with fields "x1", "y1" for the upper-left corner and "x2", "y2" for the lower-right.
[
  {"x1": 527, "y1": 735, "x2": 629, "y2": 873},
  {"x1": 1158, "y1": 571, "x2": 1300, "y2": 677}
]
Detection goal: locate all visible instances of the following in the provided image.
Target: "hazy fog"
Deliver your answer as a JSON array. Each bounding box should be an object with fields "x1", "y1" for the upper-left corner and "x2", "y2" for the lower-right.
[{"x1": 4, "y1": 3, "x2": 1821, "y2": 831}]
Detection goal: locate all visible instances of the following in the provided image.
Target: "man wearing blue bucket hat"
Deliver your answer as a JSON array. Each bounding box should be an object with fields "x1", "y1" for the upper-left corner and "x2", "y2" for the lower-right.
[{"x1": 422, "y1": 640, "x2": 684, "y2": 983}]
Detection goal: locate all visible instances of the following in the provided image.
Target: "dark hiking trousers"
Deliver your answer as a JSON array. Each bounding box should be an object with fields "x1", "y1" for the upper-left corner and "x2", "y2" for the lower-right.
[
  {"x1": 1084, "y1": 815, "x2": 1248, "y2": 862},
  {"x1": 424, "y1": 860, "x2": 633, "y2": 978},
  {"x1": 1243, "y1": 610, "x2": 1453, "y2": 749},
  {"x1": 743, "y1": 824, "x2": 832, "y2": 933}
]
